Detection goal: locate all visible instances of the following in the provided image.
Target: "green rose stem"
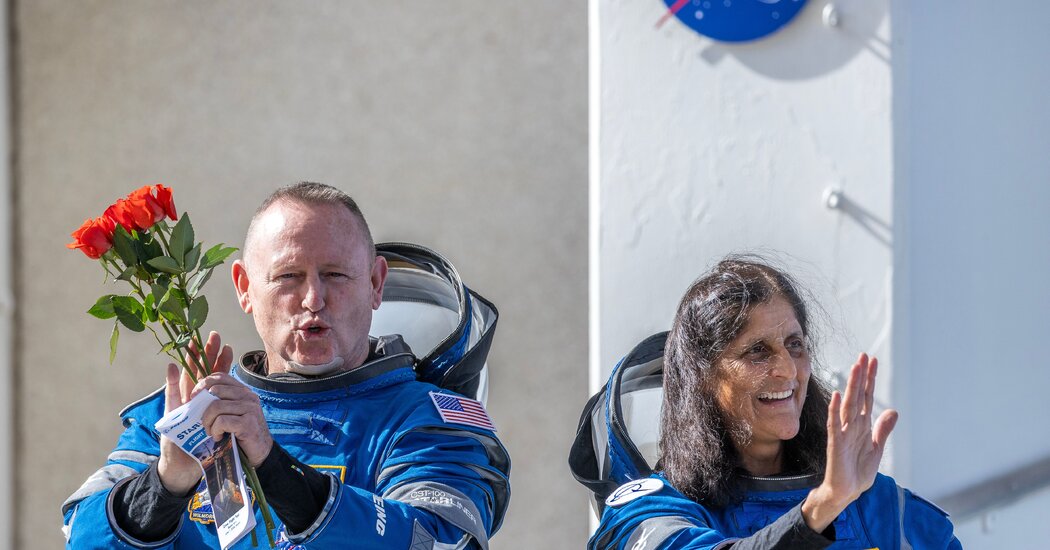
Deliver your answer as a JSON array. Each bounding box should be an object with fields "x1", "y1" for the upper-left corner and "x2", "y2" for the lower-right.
[
  {"x1": 155, "y1": 225, "x2": 276, "y2": 547},
  {"x1": 149, "y1": 225, "x2": 214, "y2": 377},
  {"x1": 74, "y1": 187, "x2": 275, "y2": 547},
  {"x1": 99, "y1": 223, "x2": 276, "y2": 547},
  {"x1": 244, "y1": 456, "x2": 277, "y2": 547},
  {"x1": 148, "y1": 227, "x2": 278, "y2": 546}
]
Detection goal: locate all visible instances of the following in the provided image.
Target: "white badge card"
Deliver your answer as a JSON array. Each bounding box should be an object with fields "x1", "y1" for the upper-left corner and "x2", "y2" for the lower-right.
[{"x1": 155, "y1": 391, "x2": 256, "y2": 549}]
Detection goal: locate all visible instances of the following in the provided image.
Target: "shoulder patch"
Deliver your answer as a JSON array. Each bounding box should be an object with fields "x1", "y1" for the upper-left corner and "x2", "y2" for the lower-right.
[
  {"x1": 606, "y1": 478, "x2": 665, "y2": 507},
  {"x1": 429, "y1": 391, "x2": 496, "y2": 431},
  {"x1": 310, "y1": 464, "x2": 347, "y2": 483},
  {"x1": 188, "y1": 477, "x2": 258, "y2": 525},
  {"x1": 188, "y1": 481, "x2": 215, "y2": 525}
]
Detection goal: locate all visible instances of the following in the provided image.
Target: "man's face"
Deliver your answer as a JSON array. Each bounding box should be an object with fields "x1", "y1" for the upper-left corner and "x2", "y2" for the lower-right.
[{"x1": 232, "y1": 200, "x2": 387, "y2": 373}]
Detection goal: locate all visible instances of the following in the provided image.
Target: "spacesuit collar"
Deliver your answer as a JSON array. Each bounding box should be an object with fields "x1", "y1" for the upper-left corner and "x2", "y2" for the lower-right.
[
  {"x1": 234, "y1": 335, "x2": 417, "y2": 394},
  {"x1": 737, "y1": 471, "x2": 821, "y2": 492}
]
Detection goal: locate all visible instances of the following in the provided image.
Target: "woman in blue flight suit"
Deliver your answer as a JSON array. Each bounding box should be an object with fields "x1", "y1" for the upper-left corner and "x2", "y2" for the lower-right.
[{"x1": 588, "y1": 257, "x2": 961, "y2": 549}]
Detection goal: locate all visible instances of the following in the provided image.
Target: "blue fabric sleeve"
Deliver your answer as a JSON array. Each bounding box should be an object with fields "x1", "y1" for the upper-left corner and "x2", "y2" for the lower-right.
[
  {"x1": 64, "y1": 481, "x2": 181, "y2": 550},
  {"x1": 659, "y1": 502, "x2": 832, "y2": 550},
  {"x1": 589, "y1": 482, "x2": 832, "y2": 550},
  {"x1": 589, "y1": 483, "x2": 730, "y2": 550},
  {"x1": 902, "y1": 489, "x2": 962, "y2": 549},
  {"x1": 63, "y1": 391, "x2": 177, "y2": 549}
]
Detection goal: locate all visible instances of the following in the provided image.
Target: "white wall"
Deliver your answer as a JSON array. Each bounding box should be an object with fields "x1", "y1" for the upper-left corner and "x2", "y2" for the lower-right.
[
  {"x1": 893, "y1": 1, "x2": 1050, "y2": 545},
  {"x1": 953, "y1": 484, "x2": 1050, "y2": 548},
  {"x1": 597, "y1": 0, "x2": 1050, "y2": 546},
  {"x1": 596, "y1": 0, "x2": 896, "y2": 454}
]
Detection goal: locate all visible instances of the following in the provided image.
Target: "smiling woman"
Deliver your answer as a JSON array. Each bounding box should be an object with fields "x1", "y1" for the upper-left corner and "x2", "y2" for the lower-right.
[
  {"x1": 661, "y1": 257, "x2": 831, "y2": 508},
  {"x1": 586, "y1": 256, "x2": 963, "y2": 549},
  {"x1": 710, "y1": 296, "x2": 813, "y2": 477}
]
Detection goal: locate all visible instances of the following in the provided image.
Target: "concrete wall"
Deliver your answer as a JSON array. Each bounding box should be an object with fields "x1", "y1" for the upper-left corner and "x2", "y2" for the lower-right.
[
  {"x1": 595, "y1": 0, "x2": 895, "y2": 437},
  {"x1": 15, "y1": 2, "x2": 586, "y2": 548},
  {"x1": 0, "y1": 0, "x2": 13, "y2": 543},
  {"x1": 893, "y1": 1, "x2": 1050, "y2": 545}
]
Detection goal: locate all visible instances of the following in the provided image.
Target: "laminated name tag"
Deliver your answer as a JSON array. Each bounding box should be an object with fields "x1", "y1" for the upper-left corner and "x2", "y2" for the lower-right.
[{"x1": 155, "y1": 391, "x2": 256, "y2": 549}]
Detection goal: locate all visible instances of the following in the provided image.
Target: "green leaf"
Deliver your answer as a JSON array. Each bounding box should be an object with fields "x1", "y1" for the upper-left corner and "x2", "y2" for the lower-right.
[
  {"x1": 151, "y1": 283, "x2": 167, "y2": 303},
  {"x1": 112, "y1": 296, "x2": 145, "y2": 333},
  {"x1": 168, "y1": 214, "x2": 195, "y2": 266},
  {"x1": 200, "y1": 244, "x2": 238, "y2": 270},
  {"x1": 160, "y1": 334, "x2": 190, "y2": 354},
  {"x1": 142, "y1": 234, "x2": 164, "y2": 261},
  {"x1": 174, "y1": 332, "x2": 192, "y2": 348},
  {"x1": 143, "y1": 293, "x2": 158, "y2": 323},
  {"x1": 109, "y1": 322, "x2": 119, "y2": 364},
  {"x1": 131, "y1": 232, "x2": 151, "y2": 265},
  {"x1": 188, "y1": 296, "x2": 209, "y2": 330},
  {"x1": 187, "y1": 267, "x2": 214, "y2": 297},
  {"x1": 87, "y1": 295, "x2": 117, "y2": 320},
  {"x1": 158, "y1": 309, "x2": 183, "y2": 326},
  {"x1": 184, "y1": 243, "x2": 202, "y2": 272},
  {"x1": 116, "y1": 267, "x2": 136, "y2": 282},
  {"x1": 158, "y1": 289, "x2": 187, "y2": 325},
  {"x1": 146, "y1": 256, "x2": 184, "y2": 274},
  {"x1": 111, "y1": 226, "x2": 138, "y2": 268}
]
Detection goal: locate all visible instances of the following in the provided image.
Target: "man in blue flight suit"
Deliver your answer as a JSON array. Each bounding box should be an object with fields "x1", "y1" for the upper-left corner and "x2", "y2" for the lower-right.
[{"x1": 62, "y1": 182, "x2": 510, "y2": 549}]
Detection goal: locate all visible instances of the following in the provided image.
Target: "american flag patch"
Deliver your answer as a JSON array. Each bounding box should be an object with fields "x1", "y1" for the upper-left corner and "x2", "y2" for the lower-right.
[{"x1": 429, "y1": 392, "x2": 496, "y2": 432}]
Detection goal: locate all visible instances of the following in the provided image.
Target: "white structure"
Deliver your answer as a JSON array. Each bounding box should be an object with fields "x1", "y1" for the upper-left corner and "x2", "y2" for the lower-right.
[{"x1": 594, "y1": 0, "x2": 1050, "y2": 547}]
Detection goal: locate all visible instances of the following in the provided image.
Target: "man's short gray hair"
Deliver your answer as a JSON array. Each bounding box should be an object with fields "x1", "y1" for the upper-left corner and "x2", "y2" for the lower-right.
[{"x1": 245, "y1": 181, "x2": 375, "y2": 260}]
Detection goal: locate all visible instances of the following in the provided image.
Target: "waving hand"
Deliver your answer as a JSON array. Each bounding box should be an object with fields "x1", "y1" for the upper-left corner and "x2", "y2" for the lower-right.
[{"x1": 802, "y1": 353, "x2": 899, "y2": 533}]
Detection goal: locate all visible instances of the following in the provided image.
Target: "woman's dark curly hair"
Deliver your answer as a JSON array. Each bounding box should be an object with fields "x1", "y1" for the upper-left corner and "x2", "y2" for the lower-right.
[{"x1": 658, "y1": 256, "x2": 832, "y2": 508}]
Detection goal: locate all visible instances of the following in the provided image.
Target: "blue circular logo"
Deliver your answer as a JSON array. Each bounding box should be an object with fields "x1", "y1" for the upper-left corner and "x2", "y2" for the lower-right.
[{"x1": 658, "y1": 0, "x2": 808, "y2": 42}]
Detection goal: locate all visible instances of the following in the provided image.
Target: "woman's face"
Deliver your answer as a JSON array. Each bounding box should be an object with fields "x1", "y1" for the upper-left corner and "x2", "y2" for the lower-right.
[{"x1": 713, "y1": 295, "x2": 811, "y2": 451}]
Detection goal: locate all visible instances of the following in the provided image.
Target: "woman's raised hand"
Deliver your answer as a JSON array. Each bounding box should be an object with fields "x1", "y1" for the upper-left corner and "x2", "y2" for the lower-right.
[{"x1": 802, "y1": 353, "x2": 899, "y2": 533}]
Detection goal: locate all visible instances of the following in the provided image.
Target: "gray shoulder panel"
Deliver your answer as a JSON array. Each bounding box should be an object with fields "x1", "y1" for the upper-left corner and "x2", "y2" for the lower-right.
[
  {"x1": 407, "y1": 426, "x2": 510, "y2": 475},
  {"x1": 386, "y1": 481, "x2": 489, "y2": 550},
  {"x1": 623, "y1": 516, "x2": 697, "y2": 550},
  {"x1": 897, "y1": 485, "x2": 913, "y2": 550},
  {"x1": 61, "y1": 452, "x2": 156, "y2": 515}
]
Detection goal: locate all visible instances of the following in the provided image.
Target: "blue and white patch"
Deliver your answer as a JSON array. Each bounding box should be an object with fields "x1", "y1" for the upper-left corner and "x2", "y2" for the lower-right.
[
  {"x1": 275, "y1": 526, "x2": 308, "y2": 550},
  {"x1": 606, "y1": 478, "x2": 665, "y2": 507}
]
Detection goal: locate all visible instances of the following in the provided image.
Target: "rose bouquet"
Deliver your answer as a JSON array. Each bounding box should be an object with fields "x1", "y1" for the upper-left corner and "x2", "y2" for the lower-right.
[{"x1": 69, "y1": 184, "x2": 276, "y2": 547}]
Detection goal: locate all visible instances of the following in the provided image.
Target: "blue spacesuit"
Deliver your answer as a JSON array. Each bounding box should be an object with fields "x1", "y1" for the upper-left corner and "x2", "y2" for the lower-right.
[
  {"x1": 591, "y1": 473, "x2": 962, "y2": 549},
  {"x1": 62, "y1": 336, "x2": 510, "y2": 549},
  {"x1": 570, "y1": 332, "x2": 961, "y2": 549}
]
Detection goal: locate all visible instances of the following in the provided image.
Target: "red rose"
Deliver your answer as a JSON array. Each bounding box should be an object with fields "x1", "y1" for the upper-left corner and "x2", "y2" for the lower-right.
[
  {"x1": 102, "y1": 184, "x2": 178, "y2": 233},
  {"x1": 126, "y1": 186, "x2": 168, "y2": 229},
  {"x1": 104, "y1": 199, "x2": 137, "y2": 232},
  {"x1": 67, "y1": 216, "x2": 116, "y2": 259},
  {"x1": 153, "y1": 184, "x2": 177, "y2": 220}
]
